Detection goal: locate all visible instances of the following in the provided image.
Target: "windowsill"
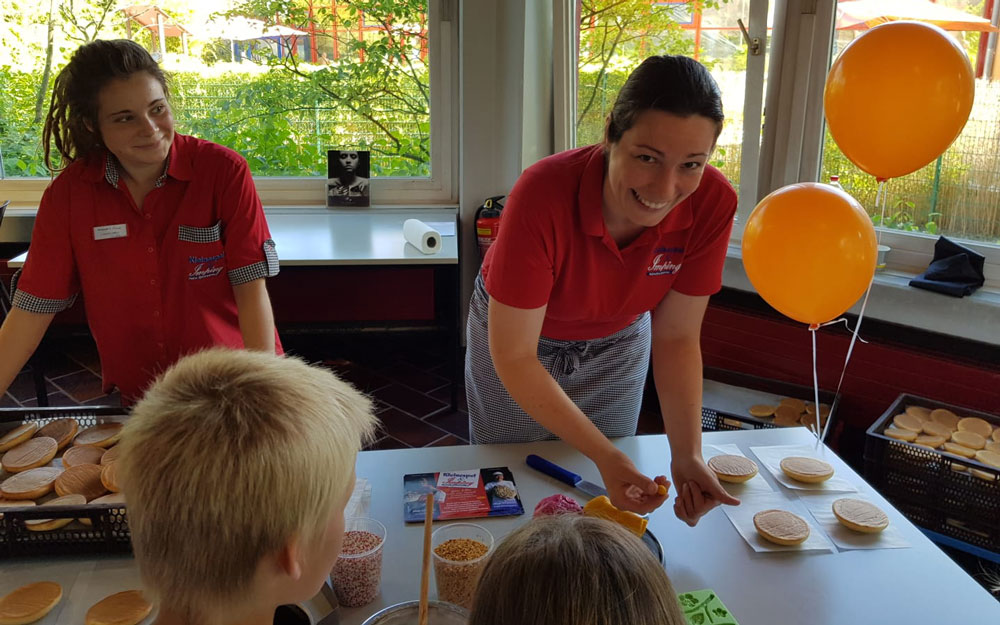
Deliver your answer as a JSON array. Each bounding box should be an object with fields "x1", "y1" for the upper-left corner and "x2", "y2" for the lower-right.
[
  {"x1": 722, "y1": 244, "x2": 1000, "y2": 347},
  {"x1": 0, "y1": 202, "x2": 460, "y2": 244}
]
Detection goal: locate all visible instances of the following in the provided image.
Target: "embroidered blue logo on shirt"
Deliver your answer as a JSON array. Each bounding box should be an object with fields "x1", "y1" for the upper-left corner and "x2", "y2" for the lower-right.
[{"x1": 188, "y1": 253, "x2": 225, "y2": 280}]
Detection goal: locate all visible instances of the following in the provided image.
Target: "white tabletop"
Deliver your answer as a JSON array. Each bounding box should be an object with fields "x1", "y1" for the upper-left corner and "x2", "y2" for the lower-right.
[
  {"x1": 345, "y1": 428, "x2": 1000, "y2": 624},
  {"x1": 5, "y1": 209, "x2": 459, "y2": 269}
]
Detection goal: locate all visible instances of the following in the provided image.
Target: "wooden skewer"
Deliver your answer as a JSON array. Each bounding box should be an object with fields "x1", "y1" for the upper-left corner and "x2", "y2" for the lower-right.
[{"x1": 418, "y1": 492, "x2": 434, "y2": 625}]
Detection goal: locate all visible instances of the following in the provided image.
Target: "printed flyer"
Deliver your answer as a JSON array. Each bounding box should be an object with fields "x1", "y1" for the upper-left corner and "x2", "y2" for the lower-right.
[{"x1": 403, "y1": 466, "x2": 525, "y2": 522}]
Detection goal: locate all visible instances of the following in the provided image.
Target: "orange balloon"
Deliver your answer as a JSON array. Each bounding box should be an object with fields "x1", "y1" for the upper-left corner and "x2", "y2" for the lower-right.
[
  {"x1": 825, "y1": 21, "x2": 974, "y2": 180},
  {"x1": 742, "y1": 183, "x2": 877, "y2": 325}
]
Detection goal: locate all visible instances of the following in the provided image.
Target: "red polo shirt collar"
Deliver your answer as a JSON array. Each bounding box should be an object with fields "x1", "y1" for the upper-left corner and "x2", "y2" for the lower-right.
[
  {"x1": 577, "y1": 144, "x2": 695, "y2": 241},
  {"x1": 78, "y1": 137, "x2": 195, "y2": 187}
]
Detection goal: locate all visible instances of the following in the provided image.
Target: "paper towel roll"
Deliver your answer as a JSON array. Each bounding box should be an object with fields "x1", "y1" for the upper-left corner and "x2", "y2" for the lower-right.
[{"x1": 403, "y1": 219, "x2": 441, "y2": 254}]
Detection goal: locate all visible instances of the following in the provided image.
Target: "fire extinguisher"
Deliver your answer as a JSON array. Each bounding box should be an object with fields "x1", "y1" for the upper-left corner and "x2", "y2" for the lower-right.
[{"x1": 475, "y1": 195, "x2": 505, "y2": 260}]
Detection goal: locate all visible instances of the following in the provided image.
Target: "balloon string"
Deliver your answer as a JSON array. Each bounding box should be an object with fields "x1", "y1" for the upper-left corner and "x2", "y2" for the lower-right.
[
  {"x1": 817, "y1": 318, "x2": 869, "y2": 343},
  {"x1": 809, "y1": 325, "x2": 823, "y2": 448},
  {"x1": 818, "y1": 178, "x2": 888, "y2": 445}
]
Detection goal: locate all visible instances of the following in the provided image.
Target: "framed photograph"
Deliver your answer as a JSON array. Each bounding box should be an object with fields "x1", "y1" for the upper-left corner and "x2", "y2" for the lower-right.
[{"x1": 327, "y1": 149, "x2": 371, "y2": 207}]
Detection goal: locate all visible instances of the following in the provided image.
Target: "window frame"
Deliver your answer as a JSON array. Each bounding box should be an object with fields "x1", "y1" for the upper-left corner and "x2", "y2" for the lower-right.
[{"x1": 0, "y1": 0, "x2": 459, "y2": 208}]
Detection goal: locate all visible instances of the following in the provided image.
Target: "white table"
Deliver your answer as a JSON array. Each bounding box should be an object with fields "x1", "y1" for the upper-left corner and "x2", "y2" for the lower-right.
[
  {"x1": 345, "y1": 428, "x2": 1000, "y2": 624},
  {"x1": 3, "y1": 428, "x2": 998, "y2": 624},
  {"x1": 6, "y1": 209, "x2": 460, "y2": 268}
]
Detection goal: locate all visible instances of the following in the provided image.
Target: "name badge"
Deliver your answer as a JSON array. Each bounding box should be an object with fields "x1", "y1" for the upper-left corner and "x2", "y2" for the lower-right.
[{"x1": 93, "y1": 224, "x2": 128, "y2": 240}]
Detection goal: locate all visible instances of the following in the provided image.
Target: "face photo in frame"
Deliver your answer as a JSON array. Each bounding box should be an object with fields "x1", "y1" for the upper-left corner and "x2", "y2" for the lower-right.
[{"x1": 327, "y1": 149, "x2": 371, "y2": 207}]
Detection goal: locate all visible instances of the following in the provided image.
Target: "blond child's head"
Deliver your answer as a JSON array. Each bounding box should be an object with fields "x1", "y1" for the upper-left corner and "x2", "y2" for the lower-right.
[
  {"x1": 469, "y1": 514, "x2": 686, "y2": 625},
  {"x1": 119, "y1": 348, "x2": 376, "y2": 623}
]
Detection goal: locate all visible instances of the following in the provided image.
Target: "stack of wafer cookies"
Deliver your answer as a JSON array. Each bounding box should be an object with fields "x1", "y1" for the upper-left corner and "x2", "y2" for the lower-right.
[
  {"x1": 748, "y1": 397, "x2": 831, "y2": 432},
  {"x1": 0, "y1": 417, "x2": 128, "y2": 533},
  {"x1": 882, "y1": 404, "x2": 1000, "y2": 479}
]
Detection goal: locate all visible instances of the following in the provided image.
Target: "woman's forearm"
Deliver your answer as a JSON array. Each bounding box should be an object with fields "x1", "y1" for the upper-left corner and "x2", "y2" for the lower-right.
[
  {"x1": 232, "y1": 279, "x2": 276, "y2": 352},
  {"x1": 0, "y1": 308, "x2": 56, "y2": 395},
  {"x1": 493, "y1": 354, "x2": 619, "y2": 463},
  {"x1": 652, "y1": 336, "x2": 705, "y2": 459}
]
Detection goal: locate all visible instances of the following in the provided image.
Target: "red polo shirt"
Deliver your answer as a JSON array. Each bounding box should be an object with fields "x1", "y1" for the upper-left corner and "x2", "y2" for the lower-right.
[
  {"x1": 13, "y1": 134, "x2": 281, "y2": 401},
  {"x1": 482, "y1": 144, "x2": 736, "y2": 341}
]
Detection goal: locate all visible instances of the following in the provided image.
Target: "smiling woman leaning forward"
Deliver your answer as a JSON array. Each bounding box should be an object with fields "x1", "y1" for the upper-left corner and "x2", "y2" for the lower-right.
[{"x1": 464, "y1": 55, "x2": 741, "y2": 525}]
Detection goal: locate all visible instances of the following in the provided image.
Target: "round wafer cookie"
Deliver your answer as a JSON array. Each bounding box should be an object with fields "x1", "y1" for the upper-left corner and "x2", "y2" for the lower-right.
[
  {"x1": 805, "y1": 403, "x2": 831, "y2": 418},
  {"x1": 62, "y1": 445, "x2": 107, "y2": 468},
  {"x1": 84, "y1": 590, "x2": 152, "y2": 625},
  {"x1": 957, "y1": 417, "x2": 993, "y2": 439},
  {"x1": 780, "y1": 457, "x2": 835, "y2": 483},
  {"x1": 950, "y1": 462, "x2": 969, "y2": 472},
  {"x1": 832, "y1": 498, "x2": 889, "y2": 533},
  {"x1": 931, "y1": 409, "x2": 961, "y2": 430},
  {"x1": 985, "y1": 441, "x2": 1000, "y2": 454},
  {"x1": 0, "y1": 581, "x2": 63, "y2": 625},
  {"x1": 774, "y1": 405, "x2": 802, "y2": 426},
  {"x1": 943, "y1": 442, "x2": 977, "y2": 459},
  {"x1": 748, "y1": 404, "x2": 775, "y2": 418},
  {"x1": 25, "y1": 494, "x2": 86, "y2": 532},
  {"x1": 753, "y1": 509, "x2": 810, "y2": 545},
  {"x1": 0, "y1": 467, "x2": 63, "y2": 500},
  {"x1": 100, "y1": 462, "x2": 120, "y2": 493},
  {"x1": 35, "y1": 418, "x2": 79, "y2": 451},
  {"x1": 74, "y1": 423, "x2": 123, "y2": 449},
  {"x1": 921, "y1": 421, "x2": 953, "y2": 438},
  {"x1": 55, "y1": 464, "x2": 107, "y2": 501},
  {"x1": 905, "y1": 405, "x2": 932, "y2": 422},
  {"x1": 1, "y1": 438, "x2": 58, "y2": 473},
  {"x1": 951, "y1": 430, "x2": 986, "y2": 451},
  {"x1": 100, "y1": 445, "x2": 121, "y2": 466},
  {"x1": 992, "y1": 429, "x2": 1000, "y2": 443},
  {"x1": 915, "y1": 435, "x2": 946, "y2": 449},
  {"x1": 892, "y1": 413, "x2": 923, "y2": 433},
  {"x1": 707, "y1": 455, "x2": 759, "y2": 483},
  {"x1": 0, "y1": 424, "x2": 38, "y2": 453},
  {"x1": 779, "y1": 397, "x2": 807, "y2": 413},
  {"x1": 970, "y1": 469, "x2": 997, "y2": 481},
  {"x1": 884, "y1": 428, "x2": 917, "y2": 442},
  {"x1": 974, "y1": 450, "x2": 1000, "y2": 469},
  {"x1": 79, "y1": 492, "x2": 126, "y2": 527}
]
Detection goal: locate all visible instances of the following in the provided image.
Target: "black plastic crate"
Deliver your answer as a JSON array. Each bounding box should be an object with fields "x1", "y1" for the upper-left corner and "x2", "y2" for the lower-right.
[
  {"x1": 0, "y1": 406, "x2": 132, "y2": 559},
  {"x1": 864, "y1": 394, "x2": 1000, "y2": 555},
  {"x1": 701, "y1": 407, "x2": 778, "y2": 432}
]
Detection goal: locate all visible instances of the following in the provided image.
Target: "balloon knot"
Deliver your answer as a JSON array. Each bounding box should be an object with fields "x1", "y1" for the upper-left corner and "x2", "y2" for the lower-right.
[{"x1": 808, "y1": 324, "x2": 820, "y2": 331}]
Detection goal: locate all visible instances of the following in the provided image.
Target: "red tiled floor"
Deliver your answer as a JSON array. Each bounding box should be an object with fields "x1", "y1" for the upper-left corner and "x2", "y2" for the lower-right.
[
  {"x1": 373, "y1": 384, "x2": 448, "y2": 420},
  {"x1": 380, "y1": 361, "x2": 450, "y2": 393},
  {"x1": 6, "y1": 370, "x2": 54, "y2": 403},
  {"x1": 429, "y1": 435, "x2": 466, "y2": 447},
  {"x1": 49, "y1": 369, "x2": 107, "y2": 403},
  {"x1": 364, "y1": 436, "x2": 410, "y2": 451},
  {"x1": 425, "y1": 410, "x2": 470, "y2": 442},
  {"x1": 376, "y1": 407, "x2": 453, "y2": 447}
]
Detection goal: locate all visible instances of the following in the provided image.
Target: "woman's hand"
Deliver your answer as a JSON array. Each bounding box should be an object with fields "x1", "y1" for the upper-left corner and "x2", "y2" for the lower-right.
[
  {"x1": 595, "y1": 449, "x2": 671, "y2": 515},
  {"x1": 670, "y1": 454, "x2": 740, "y2": 526}
]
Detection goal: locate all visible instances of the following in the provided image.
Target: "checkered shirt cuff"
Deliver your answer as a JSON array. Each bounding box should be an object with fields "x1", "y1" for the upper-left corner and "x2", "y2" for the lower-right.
[
  {"x1": 10, "y1": 270, "x2": 78, "y2": 314},
  {"x1": 228, "y1": 239, "x2": 279, "y2": 285}
]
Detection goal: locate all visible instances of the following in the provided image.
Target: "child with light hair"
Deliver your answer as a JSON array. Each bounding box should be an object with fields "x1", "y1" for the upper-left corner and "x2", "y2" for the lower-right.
[
  {"x1": 468, "y1": 514, "x2": 686, "y2": 625},
  {"x1": 119, "y1": 348, "x2": 377, "y2": 625}
]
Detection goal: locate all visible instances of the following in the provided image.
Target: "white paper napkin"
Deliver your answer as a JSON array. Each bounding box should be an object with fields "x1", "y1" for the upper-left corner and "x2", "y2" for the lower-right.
[
  {"x1": 798, "y1": 493, "x2": 911, "y2": 551},
  {"x1": 703, "y1": 443, "x2": 775, "y2": 495},
  {"x1": 749, "y1": 444, "x2": 858, "y2": 493},
  {"x1": 722, "y1": 491, "x2": 835, "y2": 553}
]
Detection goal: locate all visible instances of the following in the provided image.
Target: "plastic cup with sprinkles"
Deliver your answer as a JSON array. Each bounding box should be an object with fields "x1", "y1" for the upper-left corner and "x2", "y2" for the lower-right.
[
  {"x1": 431, "y1": 523, "x2": 494, "y2": 610},
  {"x1": 332, "y1": 517, "x2": 387, "y2": 608}
]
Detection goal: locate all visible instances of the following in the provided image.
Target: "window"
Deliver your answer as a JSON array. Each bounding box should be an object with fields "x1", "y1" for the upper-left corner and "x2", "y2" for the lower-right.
[
  {"x1": 817, "y1": 0, "x2": 999, "y2": 278},
  {"x1": 0, "y1": 0, "x2": 457, "y2": 204}
]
